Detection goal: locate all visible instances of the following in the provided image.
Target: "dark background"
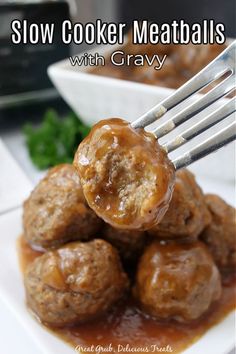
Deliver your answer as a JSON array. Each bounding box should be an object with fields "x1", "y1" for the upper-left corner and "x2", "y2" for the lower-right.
[
  {"x1": 119, "y1": 0, "x2": 236, "y2": 37},
  {"x1": 0, "y1": 0, "x2": 235, "y2": 128}
]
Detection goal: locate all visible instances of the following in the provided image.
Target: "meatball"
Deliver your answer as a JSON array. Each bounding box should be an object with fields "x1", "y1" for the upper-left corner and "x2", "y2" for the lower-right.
[
  {"x1": 74, "y1": 118, "x2": 175, "y2": 230},
  {"x1": 200, "y1": 194, "x2": 236, "y2": 275},
  {"x1": 134, "y1": 241, "x2": 221, "y2": 323},
  {"x1": 148, "y1": 169, "x2": 211, "y2": 240},
  {"x1": 102, "y1": 224, "x2": 147, "y2": 262},
  {"x1": 176, "y1": 43, "x2": 226, "y2": 76},
  {"x1": 23, "y1": 164, "x2": 103, "y2": 250},
  {"x1": 24, "y1": 239, "x2": 129, "y2": 327}
]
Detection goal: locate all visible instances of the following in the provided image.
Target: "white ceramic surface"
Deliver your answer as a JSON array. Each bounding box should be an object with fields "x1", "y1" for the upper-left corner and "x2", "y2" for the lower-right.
[
  {"x1": 0, "y1": 138, "x2": 32, "y2": 215},
  {"x1": 0, "y1": 176, "x2": 235, "y2": 354}
]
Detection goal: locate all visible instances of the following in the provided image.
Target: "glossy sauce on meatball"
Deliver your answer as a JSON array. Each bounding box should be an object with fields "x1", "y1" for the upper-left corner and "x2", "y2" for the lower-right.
[
  {"x1": 201, "y1": 194, "x2": 236, "y2": 275},
  {"x1": 23, "y1": 164, "x2": 103, "y2": 250},
  {"x1": 18, "y1": 234, "x2": 236, "y2": 353},
  {"x1": 102, "y1": 224, "x2": 147, "y2": 263},
  {"x1": 74, "y1": 118, "x2": 175, "y2": 230},
  {"x1": 134, "y1": 241, "x2": 222, "y2": 323},
  {"x1": 24, "y1": 239, "x2": 129, "y2": 327},
  {"x1": 148, "y1": 169, "x2": 211, "y2": 240}
]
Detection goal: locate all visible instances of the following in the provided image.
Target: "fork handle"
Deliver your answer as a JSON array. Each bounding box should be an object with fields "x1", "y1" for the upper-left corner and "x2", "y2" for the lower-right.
[
  {"x1": 172, "y1": 121, "x2": 236, "y2": 170},
  {"x1": 132, "y1": 41, "x2": 235, "y2": 129}
]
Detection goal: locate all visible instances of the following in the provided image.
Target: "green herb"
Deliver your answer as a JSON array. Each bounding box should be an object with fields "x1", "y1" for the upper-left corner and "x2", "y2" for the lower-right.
[{"x1": 23, "y1": 109, "x2": 90, "y2": 170}]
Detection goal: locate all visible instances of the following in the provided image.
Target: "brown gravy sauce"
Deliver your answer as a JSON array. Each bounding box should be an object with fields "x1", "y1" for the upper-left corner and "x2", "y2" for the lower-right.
[{"x1": 18, "y1": 236, "x2": 236, "y2": 354}]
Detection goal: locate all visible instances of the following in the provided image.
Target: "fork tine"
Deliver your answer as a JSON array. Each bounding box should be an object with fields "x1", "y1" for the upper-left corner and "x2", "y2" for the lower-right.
[
  {"x1": 131, "y1": 42, "x2": 235, "y2": 129},
  {"x1": 163, "y1": 97, "x2": 236, "y2": 153},
  {"x1": 172, "y1": 120, "x2": 236, "y2": 170},
  {"x1": 153, "y1": 74, "x2": 235, "y2": 138}
]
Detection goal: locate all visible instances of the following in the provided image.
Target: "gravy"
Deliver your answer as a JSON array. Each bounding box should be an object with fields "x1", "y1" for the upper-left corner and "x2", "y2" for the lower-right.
[
  {"x1": 90, "y1": 41, "x2": 227, "y2": 91},
  {"x1": 73, "y1": 118, "x2": 175, "y2": 230},
  {"x1": 18, "y1": 236, "x2": 236, "y2": 354}
]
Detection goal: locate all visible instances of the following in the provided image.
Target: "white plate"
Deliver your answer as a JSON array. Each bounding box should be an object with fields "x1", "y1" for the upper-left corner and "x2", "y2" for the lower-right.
[
  {"x1": 0, "y1": 138, "x2": 32, "y2": 215},
  {"x1": 0, "y1": 176, "x2": 235, "y2": 354}
]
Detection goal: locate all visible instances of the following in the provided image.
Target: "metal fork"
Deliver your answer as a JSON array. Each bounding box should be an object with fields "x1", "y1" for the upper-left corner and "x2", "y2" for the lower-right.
[{"x1": 131, "y1": 41, "x2": 236, "y2": 170}]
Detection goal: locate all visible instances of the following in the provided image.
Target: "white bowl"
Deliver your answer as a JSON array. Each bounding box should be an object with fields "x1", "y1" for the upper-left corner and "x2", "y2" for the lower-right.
[
  {"x1": 48, "y1": 44, "x2": 175, "y2": 125},
  {"x1": 48, "y1": 45, "x2": 235, "y2": 183}
]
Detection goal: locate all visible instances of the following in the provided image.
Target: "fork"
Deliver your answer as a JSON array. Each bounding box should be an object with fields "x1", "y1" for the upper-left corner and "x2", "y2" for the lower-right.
[{"x1": 131, "y1": 41, "x2": 236, "y2": 170}]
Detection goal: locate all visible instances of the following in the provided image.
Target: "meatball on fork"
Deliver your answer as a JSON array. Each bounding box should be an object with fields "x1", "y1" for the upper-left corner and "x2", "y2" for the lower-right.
[{"x1": 74, "y1": 118, "x2": 175, "y2": 230}]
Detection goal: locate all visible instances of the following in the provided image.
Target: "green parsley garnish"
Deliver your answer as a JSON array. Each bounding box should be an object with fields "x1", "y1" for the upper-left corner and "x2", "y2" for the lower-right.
[{"x1": 23, "y1": 109, "x2": 90, "y2": 170}]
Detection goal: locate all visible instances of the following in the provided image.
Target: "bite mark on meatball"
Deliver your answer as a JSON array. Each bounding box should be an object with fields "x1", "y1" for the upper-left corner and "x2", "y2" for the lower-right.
[{"x1": 74, "y1": 118, "x2": 175, "y2": 230}]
